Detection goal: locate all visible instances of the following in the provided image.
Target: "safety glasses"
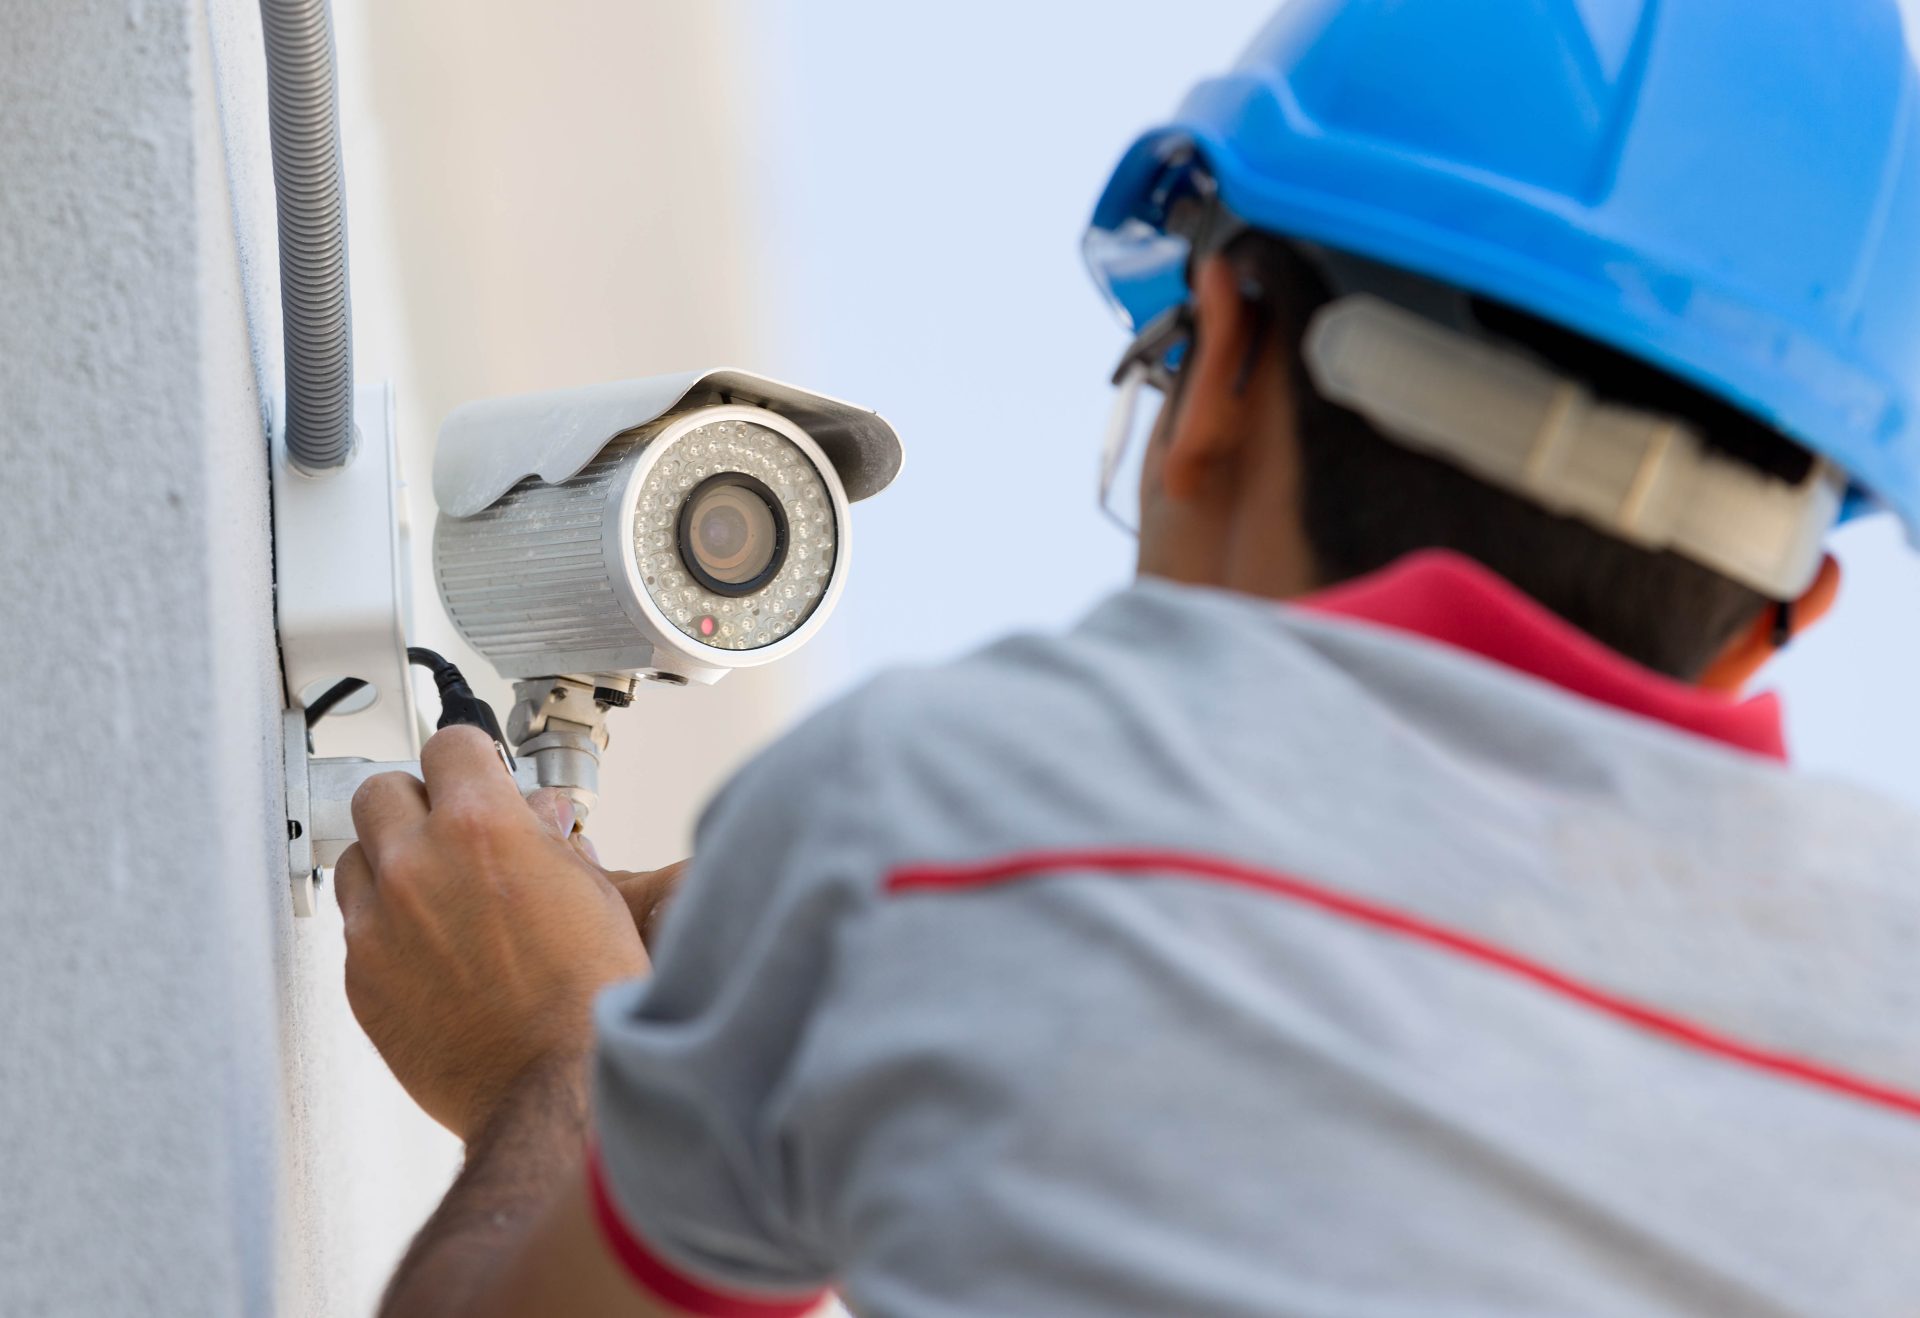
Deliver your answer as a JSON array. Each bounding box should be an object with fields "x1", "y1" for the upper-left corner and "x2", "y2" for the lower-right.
[
  {"x1": 1099, "y1": 303, "x2": 1194, "y2": 534},
  {"x1": 1083, "y1": 145, "x2": 1219, "y2": 334}
]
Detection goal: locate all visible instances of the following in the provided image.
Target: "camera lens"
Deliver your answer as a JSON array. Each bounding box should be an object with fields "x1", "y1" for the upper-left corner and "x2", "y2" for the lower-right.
[
  {"x1": 697, "y1": 504, "x2": 750, "y2": 563},
  {"x1": 677, "y1": 473, "x2": 787, "y2": 595},
  {"x1": 636, "y1": 416, "x2": 840, "y2": 651}
]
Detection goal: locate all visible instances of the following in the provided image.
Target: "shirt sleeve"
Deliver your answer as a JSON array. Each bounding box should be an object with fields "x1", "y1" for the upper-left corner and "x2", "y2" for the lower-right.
[{"x1": 588, "y1": 691, "x2": 871, "y2": 1314}]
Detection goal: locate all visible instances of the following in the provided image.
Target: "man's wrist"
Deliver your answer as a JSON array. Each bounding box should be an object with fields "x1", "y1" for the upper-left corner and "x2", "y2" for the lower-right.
[
  {"x1": 379, "y1": 1048, "x2": 598, "y2": 1318},
  {"x1": 464, "y1": 1046, "x2": 595, "y2": 1151}
]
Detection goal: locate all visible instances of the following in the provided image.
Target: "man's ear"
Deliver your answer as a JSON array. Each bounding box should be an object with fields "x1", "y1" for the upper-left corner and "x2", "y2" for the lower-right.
[
  {"x1": 1698, "y1": 554, "x2": 1842, "y2": 693},
  {"x1": 1158, "y1": 255, "x2": 1264, "y2": 502}
]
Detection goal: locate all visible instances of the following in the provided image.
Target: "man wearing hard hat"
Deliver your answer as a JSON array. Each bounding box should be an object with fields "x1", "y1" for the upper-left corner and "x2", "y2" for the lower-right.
[{"x1": 337, "y1": 2, "x2": 1920, "y2": 1313}]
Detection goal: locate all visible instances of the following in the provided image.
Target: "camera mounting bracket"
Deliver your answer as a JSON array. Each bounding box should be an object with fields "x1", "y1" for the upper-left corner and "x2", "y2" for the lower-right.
[
  {"x1": 272, "y1": 381, "x2": 420, "y2": 762},
  {"x1": 281, "y1": 713, "x2": 545, "y2": 917},
  {"x1": 280, "y1": 673, "x2": 630, "y2": 915},
  {"x1": 505, "y1": 674, "x2": 635, "y2": 823},
  {"x1": 273, "y1": 380, "x2": 423, "y2": 913}
]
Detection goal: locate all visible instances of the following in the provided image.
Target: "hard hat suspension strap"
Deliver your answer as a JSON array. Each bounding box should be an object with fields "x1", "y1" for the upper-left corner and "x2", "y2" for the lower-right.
[{"x1": 1303, "y1": 295, "x2": 1841, "y2": 599}]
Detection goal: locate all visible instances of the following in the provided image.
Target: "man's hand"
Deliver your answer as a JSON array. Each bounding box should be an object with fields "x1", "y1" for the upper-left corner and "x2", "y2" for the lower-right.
[
  {"x1": 534, "y1": 799, "x2": 687, "y2": 952},
  {"x1": 606, "y1": 859, "x2": 687, "y2": 951},
  {"x1": 336, "y1": 726, "x2": 650, "y2": 1142}
]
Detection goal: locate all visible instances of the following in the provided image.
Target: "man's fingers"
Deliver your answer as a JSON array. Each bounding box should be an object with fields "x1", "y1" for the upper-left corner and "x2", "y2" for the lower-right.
[
  {"x1": 420, "y1": 725, "x2": 525, "y2": 814},
  {"x1": 612, "y1": 859, "x2": 688, "y2": 949},
  {"x1": 350, "y1": 770, "x2": 429, "y2": 869},
  {"x1": 525, "y1": 788, "x2": 578, "y2": 840},
  {"x1": 334, "y1": 841, "x2": 375, "y2": 925}
]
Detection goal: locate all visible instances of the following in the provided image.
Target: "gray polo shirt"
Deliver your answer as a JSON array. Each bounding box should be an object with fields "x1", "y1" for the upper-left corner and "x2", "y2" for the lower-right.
[{"x1": 589, "y1": 551, "x2": 1920, "y2": 1317}]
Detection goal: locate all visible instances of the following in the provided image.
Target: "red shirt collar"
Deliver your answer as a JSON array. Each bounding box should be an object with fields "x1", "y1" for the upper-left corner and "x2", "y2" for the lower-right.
[{"x1": 1298, "y1": 551, "x2": 1787, "y2": 762}]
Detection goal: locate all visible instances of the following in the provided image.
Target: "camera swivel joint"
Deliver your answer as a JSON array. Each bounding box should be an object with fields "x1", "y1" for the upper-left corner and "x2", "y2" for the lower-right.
[{"x1": 505, "y1": 675, "x2": 636, "y2": 827}]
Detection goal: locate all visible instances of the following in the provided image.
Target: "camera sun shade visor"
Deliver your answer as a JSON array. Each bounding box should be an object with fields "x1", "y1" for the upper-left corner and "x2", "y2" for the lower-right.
[{"x1": 433, "y1": 368, "x2": 903, "y2": 521}]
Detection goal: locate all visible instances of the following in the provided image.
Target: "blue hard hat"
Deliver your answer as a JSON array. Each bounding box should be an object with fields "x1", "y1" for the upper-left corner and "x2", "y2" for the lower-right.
[{"x1": 1086, "y1": 0, "x2": 1920, "y2": 533}]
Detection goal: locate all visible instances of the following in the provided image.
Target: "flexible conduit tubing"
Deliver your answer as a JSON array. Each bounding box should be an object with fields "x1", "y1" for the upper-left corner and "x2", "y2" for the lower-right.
[{"x1": 260, "y1": 0, "x2": 354, "y2": 472}]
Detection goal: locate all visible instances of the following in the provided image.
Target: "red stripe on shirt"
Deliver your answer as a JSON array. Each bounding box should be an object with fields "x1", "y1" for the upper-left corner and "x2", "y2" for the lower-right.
[
  {"x1": 886, "y1": 849, "x2": 1920, "y2": 1123},
  {"x1": 585, "y1": 1144, "x2": 828, "y2": 1318}
]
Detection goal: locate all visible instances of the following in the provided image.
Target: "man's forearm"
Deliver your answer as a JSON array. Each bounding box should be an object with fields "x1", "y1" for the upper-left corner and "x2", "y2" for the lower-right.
[{"x1": 379, "y1": 1053, "x2": 593, "y2": 1318}]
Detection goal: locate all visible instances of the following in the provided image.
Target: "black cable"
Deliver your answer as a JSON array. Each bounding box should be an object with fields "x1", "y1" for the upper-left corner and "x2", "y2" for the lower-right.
[
  {"x1": 407, "y1": 647, "x2": 516, "y2": 767},
  {"x1": 301, "y1": 649, "x2": 516, "y2": 768},
  {"x1": 304, "y1": 676, "x2": 369, "y2": 727}
]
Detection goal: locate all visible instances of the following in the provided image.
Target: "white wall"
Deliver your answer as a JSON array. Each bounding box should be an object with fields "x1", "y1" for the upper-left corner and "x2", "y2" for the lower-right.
[
  {"x1": 0, "y1": 1, "x2": 284, "y2": 1313},
  {"x1": 0, "y1": 3, "x2": 782, "y2": 1315}
]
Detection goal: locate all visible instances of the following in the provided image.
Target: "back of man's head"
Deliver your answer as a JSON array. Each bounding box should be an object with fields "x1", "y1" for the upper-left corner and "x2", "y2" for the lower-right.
[{"x1": 1242, "y1": 235, "x2": 1817, "y2": 682}]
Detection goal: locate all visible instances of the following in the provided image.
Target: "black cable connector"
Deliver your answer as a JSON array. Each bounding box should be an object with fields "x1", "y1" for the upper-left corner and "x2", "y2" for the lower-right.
[
  {"x1": 302, "y1": 650, "x2": 516, "y2": 770},
  {"x1": 407, "y1": 647, "x2": 516, "y2": 768}
]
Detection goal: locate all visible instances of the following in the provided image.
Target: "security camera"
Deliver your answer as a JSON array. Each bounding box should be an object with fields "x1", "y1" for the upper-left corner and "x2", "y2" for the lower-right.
[{"x1": 430, "y1": 368, "x2": 902, "y2": 815}]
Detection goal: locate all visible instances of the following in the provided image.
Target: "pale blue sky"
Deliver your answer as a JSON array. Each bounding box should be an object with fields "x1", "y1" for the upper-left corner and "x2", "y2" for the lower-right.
[
  {"x1": 742, "y1": 1, "x2": 1920, "y2": 809},
  {"x1": 745, "y1": 2, "x2": 1264, "y2": 679}
]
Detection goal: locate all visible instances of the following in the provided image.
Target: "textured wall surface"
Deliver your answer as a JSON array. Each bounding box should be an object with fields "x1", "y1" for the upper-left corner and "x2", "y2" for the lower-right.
[
  {"x1": 0, "y1": 1, "x2": 284, "y2": 1313},
  {"x1": 0, "y1": 2, "x2": 787, "y2": 1314},
  {"x1": 0, "y1": 1, "x2": 460, "y2": 1313}
]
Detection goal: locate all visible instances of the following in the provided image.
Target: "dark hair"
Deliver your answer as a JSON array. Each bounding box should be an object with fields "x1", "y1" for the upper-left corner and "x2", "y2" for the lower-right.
[{"x1": 1237, "y1": 235, "x2": 1812, "y2": 681}]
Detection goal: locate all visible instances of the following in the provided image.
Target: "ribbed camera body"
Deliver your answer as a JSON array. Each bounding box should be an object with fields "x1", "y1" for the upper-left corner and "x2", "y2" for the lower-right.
[{"x1": 435, "y1": 403, "x2": 852, "y2": 684}]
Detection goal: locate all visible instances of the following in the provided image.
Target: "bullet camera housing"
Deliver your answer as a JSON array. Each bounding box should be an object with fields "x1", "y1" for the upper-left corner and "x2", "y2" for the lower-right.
[{"x1": 433, "y1": 369, "x2": 902, "y2": 685}]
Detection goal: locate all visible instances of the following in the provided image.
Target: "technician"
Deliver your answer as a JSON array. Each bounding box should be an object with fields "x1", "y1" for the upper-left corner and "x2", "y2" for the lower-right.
[{"x1": 337, "y1": 2, "x2": 1920, "y2": 1313}]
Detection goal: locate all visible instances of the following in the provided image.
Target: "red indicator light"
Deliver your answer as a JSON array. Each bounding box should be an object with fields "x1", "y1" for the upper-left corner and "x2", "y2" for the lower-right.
[{"x1": 698, "y1": 615, "x2": 716, "y2": 637}]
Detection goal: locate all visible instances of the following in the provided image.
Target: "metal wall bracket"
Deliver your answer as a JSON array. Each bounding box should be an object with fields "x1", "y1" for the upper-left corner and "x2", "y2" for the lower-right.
[
  {"x1": 273, "y1": 381, "x2": 420, "y2": 763},
  {"x1": 274, "y1": 381, "x2": 422, "y2": 913},
  {"x1": 281, "y1": 707, "x2": 541, "y2": 916},
  {"x1": 283, "y1": 709, "x2": 318, "y2": 917}
]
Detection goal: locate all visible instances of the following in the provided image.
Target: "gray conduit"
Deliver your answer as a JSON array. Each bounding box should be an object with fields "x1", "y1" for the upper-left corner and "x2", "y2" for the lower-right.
[{"x1": 260, "y1": 0, "x2": 354, "y2": 472}]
